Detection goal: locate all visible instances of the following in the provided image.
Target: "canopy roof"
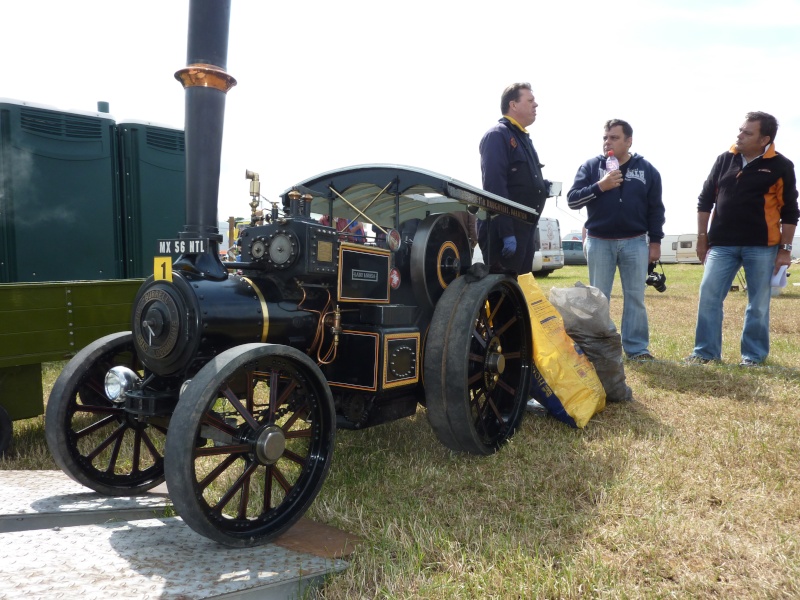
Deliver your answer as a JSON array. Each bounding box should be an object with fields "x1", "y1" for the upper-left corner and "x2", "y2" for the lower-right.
[{"x1": 281, "y1": 164, "x2": 539, "y2": 228}]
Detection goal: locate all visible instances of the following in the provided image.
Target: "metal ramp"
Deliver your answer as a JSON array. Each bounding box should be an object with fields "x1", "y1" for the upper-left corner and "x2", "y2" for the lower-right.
[
  {"x1": 0, "y1": 470, "x2": 171, "y2": 532},
  {"x1": 0, "y1": 471, "x2": 353, "y2": 599}
]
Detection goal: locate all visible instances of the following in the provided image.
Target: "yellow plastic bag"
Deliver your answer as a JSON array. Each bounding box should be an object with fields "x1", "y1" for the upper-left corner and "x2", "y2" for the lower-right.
[{"x1": 518, "y1": 274, "x2": 606, "y2": 428}]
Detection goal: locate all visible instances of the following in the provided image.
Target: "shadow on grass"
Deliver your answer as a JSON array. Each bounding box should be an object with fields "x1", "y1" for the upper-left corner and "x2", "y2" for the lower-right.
[
  {"x1": 624, "y1": 359, "x2": 800, "y2": 402},
  {"x1": 316, "y1": 398, "x2": 666, "y2": 577}
]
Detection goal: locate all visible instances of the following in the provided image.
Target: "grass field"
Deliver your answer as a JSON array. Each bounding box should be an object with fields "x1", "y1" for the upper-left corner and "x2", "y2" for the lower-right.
[{"x1": 2, "y1": 263, "x2": 799, "y2": 599}]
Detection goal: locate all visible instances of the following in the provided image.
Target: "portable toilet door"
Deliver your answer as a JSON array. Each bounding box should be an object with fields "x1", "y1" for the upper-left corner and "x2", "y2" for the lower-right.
[
  {"x1": 0, "y1": 99, "x2": 124, "y2": 282},
  {"x1": 116, "y1": 121, "x2": 186, "y2": 278}
]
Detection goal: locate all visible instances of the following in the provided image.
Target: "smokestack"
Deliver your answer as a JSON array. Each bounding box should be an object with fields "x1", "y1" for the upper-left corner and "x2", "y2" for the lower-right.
[{"x1": 174, "y1": 0, "x2": 236, "y2": 279}]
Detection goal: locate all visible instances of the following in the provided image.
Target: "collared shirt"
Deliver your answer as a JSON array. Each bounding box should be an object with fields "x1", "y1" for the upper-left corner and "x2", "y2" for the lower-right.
[
  {"x1": 503, "y1": 115, "x2": 528, "y2": 134},
  {"x1": 740, "y1": 143, "x2": 770, "y2": 168}
]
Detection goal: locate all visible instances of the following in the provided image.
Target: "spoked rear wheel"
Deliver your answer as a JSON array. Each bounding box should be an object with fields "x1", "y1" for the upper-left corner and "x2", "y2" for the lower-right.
[
  {"x1": 165, "y1": 343, "x2": 335, "y2": 547},
  {"x1": 425, "y1": 274, "x2": 532, "y2": 455},
  {"x1": 44, "y1": 332, "x2": 167, "y2": 495}
]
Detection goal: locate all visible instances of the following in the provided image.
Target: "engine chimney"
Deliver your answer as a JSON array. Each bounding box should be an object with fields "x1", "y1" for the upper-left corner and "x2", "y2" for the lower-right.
[{"x1": 174, "y1": 0, "x2": 237, "y2": 280}]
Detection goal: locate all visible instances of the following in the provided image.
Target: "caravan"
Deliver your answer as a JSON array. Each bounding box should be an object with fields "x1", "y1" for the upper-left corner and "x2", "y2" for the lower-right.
[
  {"x1": 660, "y1": 234, "x2": 679, "y2": 264},
  {"x1": 676, "y1": 234, "x2": 701, "y2": 263},
  {"x1": 659, "y1": 234, "x2": 700, "y2": 264},
  {"x1": 673, "y1": 234, "x2": 797, "y2": 262}
]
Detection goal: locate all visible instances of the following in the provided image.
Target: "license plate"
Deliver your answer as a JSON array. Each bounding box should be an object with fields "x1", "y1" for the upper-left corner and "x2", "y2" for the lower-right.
[{"x1": 156, "y1": 238, "x2": 208, "y2": 255}]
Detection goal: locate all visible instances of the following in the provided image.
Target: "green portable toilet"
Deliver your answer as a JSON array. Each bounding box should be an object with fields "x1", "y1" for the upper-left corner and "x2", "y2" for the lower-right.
[
  {"x1": 0, "y1": 99, "x2": 123, "y2": 283},
  {"x1": 116, "y1": 121, "x2": 186, "y2": 278}
]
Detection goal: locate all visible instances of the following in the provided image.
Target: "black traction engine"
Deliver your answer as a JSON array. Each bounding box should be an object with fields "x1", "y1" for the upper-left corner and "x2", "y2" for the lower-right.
[{"x1": 44, "y1": 0, "x2": 539, "y2": 547}]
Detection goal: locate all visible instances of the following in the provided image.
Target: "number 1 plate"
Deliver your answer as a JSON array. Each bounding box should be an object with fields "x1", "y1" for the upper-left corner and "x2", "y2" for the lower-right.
[{"x1": 154, "y1": 256, "x2": 173, "y2": 282}]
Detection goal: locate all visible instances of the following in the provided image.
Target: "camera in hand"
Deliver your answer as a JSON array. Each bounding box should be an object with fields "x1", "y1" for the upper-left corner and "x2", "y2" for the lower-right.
[{"x1": 646, "y1": 261, "x2": 667, "y2": 293}]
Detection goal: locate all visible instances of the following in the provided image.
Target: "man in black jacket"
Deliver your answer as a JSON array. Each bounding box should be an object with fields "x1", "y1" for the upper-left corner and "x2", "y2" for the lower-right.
[{"x1": 687, "y1": 111, "x2": 798, "y2": 367}]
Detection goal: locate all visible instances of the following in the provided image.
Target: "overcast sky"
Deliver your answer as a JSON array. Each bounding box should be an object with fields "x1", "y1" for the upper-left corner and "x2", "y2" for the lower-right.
[{"x1": 4, "y1": 0, "x2": 800, "y2": 236}]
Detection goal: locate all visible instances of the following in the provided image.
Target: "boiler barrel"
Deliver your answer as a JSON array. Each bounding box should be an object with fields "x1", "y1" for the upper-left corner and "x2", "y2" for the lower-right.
[{"x1": 132, "y1": 273, "x2": 318, "y2": 377}]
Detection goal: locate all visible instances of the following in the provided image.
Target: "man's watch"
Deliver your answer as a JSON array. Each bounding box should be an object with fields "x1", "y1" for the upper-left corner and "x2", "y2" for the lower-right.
[{"x1": 779, "y1": 243, "x2": 793, "y2": 251}]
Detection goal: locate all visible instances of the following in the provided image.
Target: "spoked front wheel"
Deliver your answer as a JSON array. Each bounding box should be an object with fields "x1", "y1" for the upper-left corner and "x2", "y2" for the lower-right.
[
  {"x1": 44, "y1": 332, "x2": 167, "y2": 495},
  {"x1": 165, "y1": 343, "x2": 336, "y2": 547}
]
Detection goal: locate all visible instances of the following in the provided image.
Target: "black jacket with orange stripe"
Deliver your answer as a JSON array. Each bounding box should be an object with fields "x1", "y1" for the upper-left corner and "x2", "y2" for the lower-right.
[{"x1": 698, "y1": 144, "x2": 799, "y2": 246}]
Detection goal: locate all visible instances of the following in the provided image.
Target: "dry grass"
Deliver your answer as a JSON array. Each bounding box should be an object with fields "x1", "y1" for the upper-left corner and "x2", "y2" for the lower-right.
[{"x1": 2, "y1": 264, "x2": 799, "y2": 599}]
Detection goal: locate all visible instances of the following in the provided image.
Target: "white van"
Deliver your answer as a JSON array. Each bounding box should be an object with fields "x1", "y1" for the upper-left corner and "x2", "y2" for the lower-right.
[
  {"x1": 532, "y1": 217, "x2": 564, "y2": 276},
  {"x1": 470, "y1": 217, "x2": 564, "y2": 275}
]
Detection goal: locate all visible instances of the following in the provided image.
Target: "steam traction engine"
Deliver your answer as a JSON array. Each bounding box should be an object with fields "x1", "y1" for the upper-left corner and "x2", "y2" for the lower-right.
[{"x1": 44, "y1": 0, "x2": 539, "y2": 547}]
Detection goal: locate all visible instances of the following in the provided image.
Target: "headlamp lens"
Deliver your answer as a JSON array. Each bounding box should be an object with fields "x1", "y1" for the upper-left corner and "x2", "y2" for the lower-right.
[{"x1": 104, "y1": 366, "x2": 140, "y2": 401}]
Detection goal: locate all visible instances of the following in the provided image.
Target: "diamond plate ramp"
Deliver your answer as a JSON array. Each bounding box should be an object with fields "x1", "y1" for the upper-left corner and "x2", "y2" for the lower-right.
[
  {"x1": 0, "y1": 470, "x2": 357, "y2": 598},
  {"x1": 0, "y1": 470, "x2": 170, "y2": 532},
  {"x1": 0, "y1": 516, "x2": 348, "y2": 599}
]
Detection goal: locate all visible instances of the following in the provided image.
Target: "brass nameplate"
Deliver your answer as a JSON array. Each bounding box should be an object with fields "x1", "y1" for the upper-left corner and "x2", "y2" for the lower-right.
[{"x1": 318, "y1": 240, "x2": 333, "y2": 262}]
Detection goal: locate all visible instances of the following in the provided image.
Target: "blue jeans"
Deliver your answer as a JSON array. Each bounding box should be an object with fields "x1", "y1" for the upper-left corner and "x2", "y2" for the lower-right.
[
  {"x1": 692, "y1": 245, "x2": 778, "y2": 363},
  {"x1": 585, "y1": 235, "x2": 650, "y2": 357}
]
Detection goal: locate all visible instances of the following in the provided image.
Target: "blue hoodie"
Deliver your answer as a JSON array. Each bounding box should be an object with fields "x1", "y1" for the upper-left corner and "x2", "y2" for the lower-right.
[{"x1": 567, "y1": 153, "x2": 664, "y2": 242}]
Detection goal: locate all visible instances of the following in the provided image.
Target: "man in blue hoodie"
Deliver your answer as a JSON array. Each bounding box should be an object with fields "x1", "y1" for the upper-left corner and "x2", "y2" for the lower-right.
[{"x1": 567, "y1": 119, "x2": 665, "y2": 361}]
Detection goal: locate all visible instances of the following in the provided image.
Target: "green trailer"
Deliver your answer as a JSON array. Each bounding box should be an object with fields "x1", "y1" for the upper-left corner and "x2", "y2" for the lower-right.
[{"x1": 0, "y1": 279, "x2": 141, "y2": 453}]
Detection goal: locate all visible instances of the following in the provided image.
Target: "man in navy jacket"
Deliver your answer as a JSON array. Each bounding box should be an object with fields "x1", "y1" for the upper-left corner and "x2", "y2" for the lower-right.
[
  {"x1": 567, "y1": 119, "x2": 665, "y2": 361},
  {"x1": 478, "y1": 83, "x2": 550, "y2": 274}
]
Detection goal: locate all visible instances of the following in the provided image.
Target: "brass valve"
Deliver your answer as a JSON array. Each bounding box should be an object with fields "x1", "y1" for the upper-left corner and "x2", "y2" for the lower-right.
[{"x1": 245, "y1": 170, "x2": 261, "y2": 225}]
